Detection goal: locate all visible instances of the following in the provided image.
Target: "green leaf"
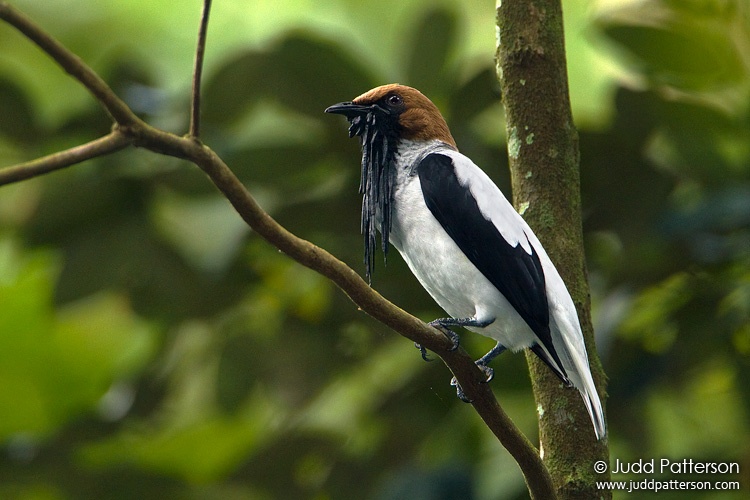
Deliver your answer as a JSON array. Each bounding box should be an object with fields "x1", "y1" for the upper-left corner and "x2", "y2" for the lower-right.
[
  {"x1": 0, "y1": 241, "x2": 59, "y2": 438},
  {"x1": 604, "y1": 24, "x2": 744, "y2": 87},
  {"x1": 151, "y1": 190, "x2": 249, "y2": 273},
  {"x1": 50, "y1": 293, "x2": 157, "y2": 414},
  {"x1": 619, "y1": 273, "x2": 692, "y2": 353},
  {"x1": 79, "y1": 392, "x2": 280, "y2": 484},
  {"x1": 448, "y1": 68, "x2": 501, "y2": 125},
  {"x1": 0, "y1": 238, "x2": 156, "y2": 440},
  {"x1": 596, "y1": 0, "x2": 749, "y2": 91},
  {"x1": 297, "y1": 340, "x2": 420, "y2": 456},
  {"x1": 0, "y1": 77, "x2": 38, "y2": 143},
  {"x1": 268, "y1": 33, "x2": 377, "y2": 117},
  {"x1": 405, "y1": 8, "x2": 459, "y2": 97},
  {"x1": 646, "y1": 361, "x2": 749, "y2": 457},
  {"x1": 203, "y1": 51, "x2": 268, "y2": 127}
]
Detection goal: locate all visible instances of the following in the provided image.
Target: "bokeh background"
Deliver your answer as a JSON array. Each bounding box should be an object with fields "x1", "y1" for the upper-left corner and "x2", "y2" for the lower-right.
[{"x1": 0, "y1": 0, "x2": 748, "y2": 498}]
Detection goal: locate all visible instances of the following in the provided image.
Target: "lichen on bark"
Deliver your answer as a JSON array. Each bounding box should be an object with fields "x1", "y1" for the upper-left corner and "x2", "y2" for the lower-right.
[{"x1": 495, "y1": 0, "x2": 611, "y2": 498}]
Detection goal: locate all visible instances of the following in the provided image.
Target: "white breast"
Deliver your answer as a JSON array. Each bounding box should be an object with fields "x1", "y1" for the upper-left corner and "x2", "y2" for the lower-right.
[{"x1": 386, "y1": 141, "x2": 538, "y2": 350}]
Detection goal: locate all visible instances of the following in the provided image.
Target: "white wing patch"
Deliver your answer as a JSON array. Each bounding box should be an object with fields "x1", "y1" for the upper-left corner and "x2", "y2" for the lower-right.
[{"x1": 445, "y1": 150, "x2": 534, "y2": 255}]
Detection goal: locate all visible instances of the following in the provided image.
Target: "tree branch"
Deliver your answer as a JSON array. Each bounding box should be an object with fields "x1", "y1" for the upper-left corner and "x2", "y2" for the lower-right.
[
  {"x1": 0, "y1": 130, "x2": 131, "y2": 186},
  {"x1": 0, "y1": 2, "x2": 142, "y2": 127},
  {"x1": 189, "y1": 0, "x2": 212, "y2": 138},
  {"x1": 0, "y1": 3, "x2": 555, "y2": 498}
]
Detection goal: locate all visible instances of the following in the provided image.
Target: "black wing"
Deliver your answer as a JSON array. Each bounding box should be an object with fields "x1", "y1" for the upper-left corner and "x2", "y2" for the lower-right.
[{"x1": 417, "y1": 153, "x2": 567, "y2": 377}]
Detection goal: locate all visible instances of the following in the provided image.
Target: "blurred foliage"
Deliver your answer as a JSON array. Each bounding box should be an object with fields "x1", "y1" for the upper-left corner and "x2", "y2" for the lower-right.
[{"x1": 0, "y1": 0, "x2": 749, "y2": 499}]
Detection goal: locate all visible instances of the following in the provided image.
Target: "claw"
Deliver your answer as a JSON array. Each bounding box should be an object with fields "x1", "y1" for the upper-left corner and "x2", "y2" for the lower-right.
[
  {"x1": 428, "y1": 320, "x2": 460, "y2": 351},
  {"x1": 415, "y1": 342, "x2": 433, "y2": 362},
  {"x1": 449, "y1": 360, "x2": 494, "y2": 403},
  {"x1": 477, "y1": 363, "x2": 494, "y2": 383},
  {"x1": 450, "y1": 376, "x2": 473, "y2": 403}
]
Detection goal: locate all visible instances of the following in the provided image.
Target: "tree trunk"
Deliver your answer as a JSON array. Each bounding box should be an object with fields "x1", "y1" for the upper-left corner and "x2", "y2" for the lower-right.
[{"x1": 495, "y1": 1, "x2": 611, "y2": 498}]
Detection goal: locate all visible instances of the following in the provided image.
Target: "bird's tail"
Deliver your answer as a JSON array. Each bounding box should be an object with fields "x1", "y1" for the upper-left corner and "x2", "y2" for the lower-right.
[{"x1": 545, "y1": 316, "x2": 607, "y2": 440}]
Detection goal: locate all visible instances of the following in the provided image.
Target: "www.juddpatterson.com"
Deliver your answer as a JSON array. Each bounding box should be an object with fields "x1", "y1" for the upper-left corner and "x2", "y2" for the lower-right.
[{"x1": 594, "y1": 459, "x2": 742, "y2": 493}]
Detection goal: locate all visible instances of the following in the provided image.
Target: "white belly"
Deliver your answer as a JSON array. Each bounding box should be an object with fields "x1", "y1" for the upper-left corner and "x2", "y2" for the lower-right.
[{"x1": 388, "y1": 175, "x2": 537, "y2": 351}]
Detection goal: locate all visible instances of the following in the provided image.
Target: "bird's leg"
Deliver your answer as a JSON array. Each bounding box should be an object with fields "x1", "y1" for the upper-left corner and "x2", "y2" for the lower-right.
[
  {"x1": 450, "y1": 342, "x2": 506, "y2": 398},
  {"x1": 431, "y1": 316, "x2": 495, "y2": 330},
  {"x1": 474, "y1": 341, "x2": 507, "y2": 383},
  {"x1": 428, "y1": 317, "x2": 499, "y2": 403},
  {"x1": 449, "y1": 343, "x2": 506, "y2": 403},
  {"x1": 427, "y1": 316, "x2": 494, "y2": 352},
  {"x1": 416, "y1": 316, "x2": 501, "y2": 403}
]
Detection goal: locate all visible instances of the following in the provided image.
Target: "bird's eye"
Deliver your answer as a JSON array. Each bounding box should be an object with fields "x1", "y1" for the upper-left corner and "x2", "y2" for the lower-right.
[{"x1": 386, "y1": 94, "x2": 403, "y2": 107}]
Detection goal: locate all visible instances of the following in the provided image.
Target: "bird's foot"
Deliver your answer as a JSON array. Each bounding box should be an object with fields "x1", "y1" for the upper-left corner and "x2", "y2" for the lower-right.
[
  {"x1": 415, "y1": 321, "x2": 459, "y2": 361},
  {"x1": 475, "y1": 342, "x2": 506, "y2": 383},
  {"x1": 475, "y1": 362, "x2": 495, "y2": 383},
  {"x1": 450, "y1": 351, "x2": 500, "y2": 403},
  {"x1": 427, "y1": 319, "x2": 461, "y2": 351}
]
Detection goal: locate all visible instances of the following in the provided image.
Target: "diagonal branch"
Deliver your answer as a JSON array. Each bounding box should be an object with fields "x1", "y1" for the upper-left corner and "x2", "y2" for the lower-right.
[
  {"x1": 0, "y1": 2, "x2": 141, "y2": 127},
  {"x1": 189, "y1": 0, "x2": 213, "y2": 138},
  {"x1": 0, "y1": 130, "x2": 131, "y2": 186},
  {"x1": 127, "y1": 125, "x2": 556, "y2": 499}
]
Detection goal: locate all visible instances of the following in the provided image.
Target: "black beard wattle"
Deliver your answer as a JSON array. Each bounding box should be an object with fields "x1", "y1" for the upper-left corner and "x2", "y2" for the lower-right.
[{"x1": 348, "y1": 110, "x2": 398, "y2": 284}]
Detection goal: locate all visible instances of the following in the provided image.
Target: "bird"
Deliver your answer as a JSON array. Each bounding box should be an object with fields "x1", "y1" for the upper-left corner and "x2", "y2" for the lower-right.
[{"x1": 325, "y1": 84, "x2": 606, "y2": 440}]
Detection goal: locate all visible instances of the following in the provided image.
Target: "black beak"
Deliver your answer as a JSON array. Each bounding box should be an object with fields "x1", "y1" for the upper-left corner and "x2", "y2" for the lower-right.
[{"x1": 324, "y1": 101, "x2": 371, "y2": 118}]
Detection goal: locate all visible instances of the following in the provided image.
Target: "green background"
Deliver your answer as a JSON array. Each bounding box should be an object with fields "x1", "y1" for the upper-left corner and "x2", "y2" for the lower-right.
[{"x1": 0, "y1": 0, "x2": 748, "y2": 498}]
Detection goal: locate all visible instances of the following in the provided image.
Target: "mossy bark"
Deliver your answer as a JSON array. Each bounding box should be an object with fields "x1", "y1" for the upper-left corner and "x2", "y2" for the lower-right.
[{"x1": 495, "y1": 1, "x2": 611, "y2": 498}]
